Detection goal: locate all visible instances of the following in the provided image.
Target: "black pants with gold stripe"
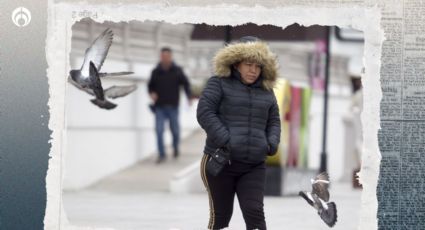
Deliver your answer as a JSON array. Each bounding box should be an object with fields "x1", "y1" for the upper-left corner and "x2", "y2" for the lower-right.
[{"x1": 200, "y1": 154, "x2": 267, "y2": 230}]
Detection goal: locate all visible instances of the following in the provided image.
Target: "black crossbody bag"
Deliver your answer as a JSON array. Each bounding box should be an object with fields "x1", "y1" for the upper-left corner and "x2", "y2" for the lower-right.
[{"x1": 206, "y1": 147, "x2": 230, "y2": 176}]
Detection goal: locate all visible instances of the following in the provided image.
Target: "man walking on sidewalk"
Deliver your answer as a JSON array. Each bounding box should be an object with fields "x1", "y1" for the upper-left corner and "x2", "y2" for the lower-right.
[{"x1": 148, "y1": 47, "x2": 192, "y2": 164}]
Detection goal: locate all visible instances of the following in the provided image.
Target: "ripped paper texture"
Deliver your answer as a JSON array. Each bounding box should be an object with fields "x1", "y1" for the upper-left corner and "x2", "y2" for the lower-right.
[{"x1": 45, "y1": 2, "x2": 384, "y2": 230}]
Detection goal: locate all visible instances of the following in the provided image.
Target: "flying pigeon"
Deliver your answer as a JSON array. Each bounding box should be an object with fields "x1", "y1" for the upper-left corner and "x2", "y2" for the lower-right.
[
  {"x1": 68, "y1": 77, "x2": 137, "y2": 99},
  {"x1": 68, "y1": 28, "x2": 136, "y2": 110},
  {"x1": 299, "y1": 172, "x2": 338, "y2": 227}
]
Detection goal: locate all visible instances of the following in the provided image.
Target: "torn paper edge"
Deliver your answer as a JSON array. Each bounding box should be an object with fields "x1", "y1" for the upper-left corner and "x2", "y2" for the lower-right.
[{"x1": 44, "y1": 2, "x2": 384, "y2": 230}]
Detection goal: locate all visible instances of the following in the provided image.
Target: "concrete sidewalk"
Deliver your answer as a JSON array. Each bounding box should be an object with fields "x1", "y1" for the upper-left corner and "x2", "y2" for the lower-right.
[
  {"x1": 86, "y1": 129, "x2": 206, "y2": 193},
  {"x1": 63, "y1": 129, "x2": 363, "y2": 229},
  {"x1": 64, "y1": 183, "x2": 361, "y2": 230}
]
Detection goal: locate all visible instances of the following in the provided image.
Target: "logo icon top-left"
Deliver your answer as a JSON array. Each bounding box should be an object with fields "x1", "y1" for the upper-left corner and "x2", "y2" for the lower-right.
[{"x1": 12, "y1": 7, "x2": 31, "y2": 27}]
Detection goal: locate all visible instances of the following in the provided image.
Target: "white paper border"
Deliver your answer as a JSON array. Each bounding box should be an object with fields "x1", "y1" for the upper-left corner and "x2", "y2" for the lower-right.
[{"x1": 44, "y1": 2, "x2": 384, "y2": 229}]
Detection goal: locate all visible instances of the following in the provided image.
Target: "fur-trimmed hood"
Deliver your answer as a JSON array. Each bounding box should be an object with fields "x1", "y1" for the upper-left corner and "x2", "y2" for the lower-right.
[{"x1": 213, "y1": 40, "x2": 279, "y2": 91}]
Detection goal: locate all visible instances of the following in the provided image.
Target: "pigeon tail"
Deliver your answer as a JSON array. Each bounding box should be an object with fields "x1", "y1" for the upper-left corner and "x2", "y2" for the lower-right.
[
  {"x1": 90, "y1": 99, "x2": 117, "y2": 110},
  {"x1": 320, "y1": 202, "x2": 337, "y2": 227}
]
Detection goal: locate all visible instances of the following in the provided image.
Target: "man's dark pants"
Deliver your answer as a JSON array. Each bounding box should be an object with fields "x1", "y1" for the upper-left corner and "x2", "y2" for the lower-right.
[{"x1": 155, "y1": 105, "x2": 180, "y2": 158}]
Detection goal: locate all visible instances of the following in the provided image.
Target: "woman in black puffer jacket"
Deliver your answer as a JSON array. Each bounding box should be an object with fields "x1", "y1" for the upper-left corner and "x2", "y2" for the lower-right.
[{"x1": 197, "y1": 36, "x2": 281, "y2": 230}]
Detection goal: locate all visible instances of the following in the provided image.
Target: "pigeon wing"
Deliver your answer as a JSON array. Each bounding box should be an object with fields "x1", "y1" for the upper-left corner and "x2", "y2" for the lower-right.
[
  {"x1": 99, "y1": 71, "x2": 134, "y2": 78},
  {"x1": 319, "y1": 202, "x2": 338, "y2": 227},
  {"x1": 88, "y1": 61, "x2": 105, "y2": 100},
  {"x1": 104, "y1": 85, "x2": 138, "y2": 99},
  {"x1": 67, "y1": 76, "x2": 95, "y2": 96},
  {"x1": 81, "y1": 28, "x2": 113, "y2": 76},
  {"x1": 68, "y1": 76, "x2": 137, "y2": 99},
  {"x1": 315, "y1": 172, "x2": 330, "y2": 182},
  {"x1": 298, "y1": 191, "x2": 315, "y2": 207},
  {"x1": 312, "y1": 172, "x2": 330, "y2": 202}
]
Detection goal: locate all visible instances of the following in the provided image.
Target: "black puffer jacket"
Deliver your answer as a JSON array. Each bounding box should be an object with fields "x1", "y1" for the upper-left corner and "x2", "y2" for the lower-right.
[
  {"x1": 197, "y1": 70, "x2": 280, "y2": 164},
  {"x1": 197, "y1": 40, "x2": 281, "y2": 164}
]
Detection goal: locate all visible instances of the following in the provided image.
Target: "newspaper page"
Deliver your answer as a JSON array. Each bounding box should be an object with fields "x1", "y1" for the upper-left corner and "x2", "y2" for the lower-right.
[{"x1": 376, "y1": 0, "x2": 425, "y2": 229}]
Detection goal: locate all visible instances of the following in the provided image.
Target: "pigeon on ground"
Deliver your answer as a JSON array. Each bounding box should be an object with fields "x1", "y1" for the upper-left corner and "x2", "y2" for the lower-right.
[
  {"x1": 68, "y1": 28, "x2": 136, "y2": 110},
  {"x1": 299, "y1": 172, "x2": 338, "y2": 227}
]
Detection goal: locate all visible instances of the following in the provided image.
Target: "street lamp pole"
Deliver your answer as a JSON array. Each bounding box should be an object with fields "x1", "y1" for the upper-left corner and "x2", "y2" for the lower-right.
[
  {"x1": 225, "y1": 25, "x2": 232, "y2": 43},
  {"x1": 319, "y1": 26, "x2": 331, "y2": 173}
]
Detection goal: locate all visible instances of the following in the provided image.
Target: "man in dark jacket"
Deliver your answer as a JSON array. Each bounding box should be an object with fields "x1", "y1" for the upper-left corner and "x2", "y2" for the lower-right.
[{"x1": 148, "y1": 47, "x2": 192, "y2": 163}]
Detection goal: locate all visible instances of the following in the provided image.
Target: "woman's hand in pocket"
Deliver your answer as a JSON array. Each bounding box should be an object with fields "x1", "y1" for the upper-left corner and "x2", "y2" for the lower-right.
[{"x1": 267, "y1": 144, "x2": 277, "y2": 156}]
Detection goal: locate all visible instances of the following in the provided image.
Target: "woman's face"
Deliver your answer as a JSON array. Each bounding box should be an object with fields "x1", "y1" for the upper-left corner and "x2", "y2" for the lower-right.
[{"x1": 235, "y1": 60, "x2": 262, "y2": 85}]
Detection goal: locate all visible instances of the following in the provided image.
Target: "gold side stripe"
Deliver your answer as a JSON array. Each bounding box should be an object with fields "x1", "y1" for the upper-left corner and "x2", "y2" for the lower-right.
[
  {"x1": 200, "y1": 154, "x2": 215, "y2": 229},
  {"x1": 200, "y1": 155, "x2": 211, "y2": 228}
]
